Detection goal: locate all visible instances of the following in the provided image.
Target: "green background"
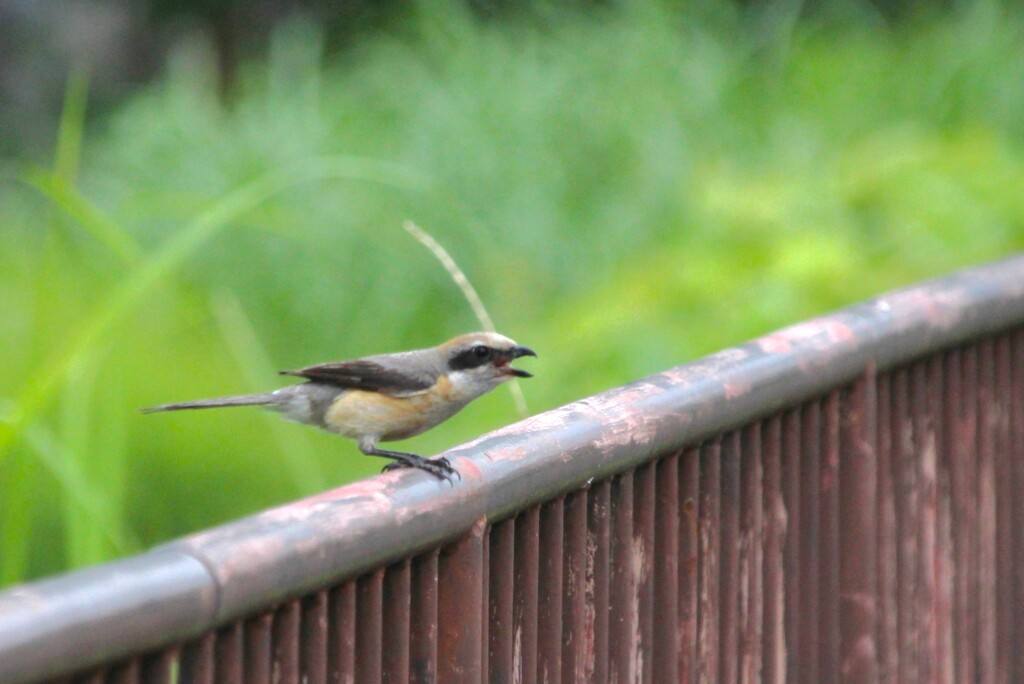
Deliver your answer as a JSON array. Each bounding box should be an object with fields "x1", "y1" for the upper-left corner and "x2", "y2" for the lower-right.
[{"x1": 1, "y1": 1, "x2": 1023, "y2": 587}]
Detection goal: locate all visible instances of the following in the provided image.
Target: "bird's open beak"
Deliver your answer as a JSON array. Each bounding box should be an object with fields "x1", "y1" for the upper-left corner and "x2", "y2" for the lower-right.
[
  {"x1": 513, "y1": 345, "x2": 537, "y2": 359},
  {"x1": 505, "y1": 345, "x2": 536, "y2": 378}
]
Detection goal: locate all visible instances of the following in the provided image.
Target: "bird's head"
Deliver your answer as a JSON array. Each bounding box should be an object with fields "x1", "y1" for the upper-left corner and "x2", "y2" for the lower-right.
[{"x1": 439, "y1": 332, "x2": 537, "y2": 399}]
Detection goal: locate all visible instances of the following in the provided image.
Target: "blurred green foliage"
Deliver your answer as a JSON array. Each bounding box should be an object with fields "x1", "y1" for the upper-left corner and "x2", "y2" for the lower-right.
[{"x1": 1, "y1": 0, "x2": 1023, "y2": 586}]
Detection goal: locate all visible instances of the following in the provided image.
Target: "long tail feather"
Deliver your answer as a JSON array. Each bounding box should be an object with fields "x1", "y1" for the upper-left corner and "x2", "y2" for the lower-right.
[{"x1": 140, "y1": 393, "x2": 278, "y2": 414}]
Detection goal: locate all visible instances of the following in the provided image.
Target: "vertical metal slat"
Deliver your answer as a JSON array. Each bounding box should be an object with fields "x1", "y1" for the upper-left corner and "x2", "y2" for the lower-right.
[
  {"x1": 1010, "y1": 329, "x2": 1024, "y2": 682},
  {"x1": 514, "y1": 506, "x2": 540, "y2": 684},
  {"x1": 328, "y1": 582, "x2": 357, "y2": 684},
  {"x1": 718, "y1": 431, "x2": 741, "y2": 683},
  {"x1": 976, "y1": 342, "x2": 998, "y2": 683},
  {"x1": 75, "y1": 669, "x2": 105, "y2": 684},
  {"x1": 356, "y1": 570, "x2": 384, "y2": 683},
  {"x1": 697, "y1": 439, "x2": 722, "y2": 683},
  {"x1": 739, "y1": 423, "x2": 764, "y2": 684},
  {"x1": 761, "y1": 415, "x2": 785, "y2": 684},
  {"x1": 140, "y1": 648, "x2": 178, "y2": 684},
  {"x1": 634, "y1": 462, "x2": 656, "y2": 684},
  {"x1": 799, "y1": 401, "x2": 823, "y2": 683},
  {"x1": 538, "y1": 498, "x2": 565, "y2": 683},
  {"x1": 437, "y1": 518, "x2": 485, "y2": 683},
  {"x1": 481, "y1": 523, "x2": 490, "y2": 680},
  {"x1": 107, "y1": 658, "x2": 139, "y2": 684},
  {"x1": 609, "y1": 471, "x2": 637, "y2": 683},
  {"x1": 273, "y1": 600, "x2": 302, "y2": 684},
  {"x1": 818, "y1": 392, "x2": 840, "y2": 682},
  {"x1": 179, "y1": 631, "x2": 215, "y2": 684},
  {"x1": 892, "y1": 367, "x2": 918, "y2": 683},
  {"x1": 244, "y1": 612, "x2": 274, "y2": 684},
  {"x1": 488, "y1": 519, "x2": 516, "y2": 684},
  {"x1": 587, "y1": 479, "x2": 611, "y2": 683},
  {"x1": 214, "y1": 622, "x2": 243, "y2": 684},
  {"x1": 930, "y1": 354, "x2": 955, "y2": 683},
  {"x1": 409, "y1": 552, "x2": 438, "y2": 684},
  {"x1": 946, "y1": 348, "x2": 976, "y2": 684},
  {"x1": 652, "y1": 453, "x2": 680, "y2": 684},
  {"x1": 875, "y1": 373, "x2": 898, "y2": 683},
  {"x1": 838, "y1": 373, "x2": 878, "y2": 683},
  {"x1": 381, "y1": 562, "x2": 411, "y2": 684},
  {"x1": 911, "y1": 362, "x2": 938, "y2": 684},
  {"x1": 678, "y1": 446, "x2": 700, "y2": 683},
  {"x1": 562, "y1": 490, "x2": 589, "y2": 684},
  {"x1": 780, "y1": 409, "x2": 802, "y2": 684},
  {"x1": 991, "y1": 333, "x2": 1015, "y2": 679},
  {"x1": 302, "y1": 590, "x2": 329, "y2": 684}
]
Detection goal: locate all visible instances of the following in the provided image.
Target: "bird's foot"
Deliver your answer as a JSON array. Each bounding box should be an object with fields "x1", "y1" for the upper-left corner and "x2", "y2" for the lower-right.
[{"x1": 381, "y1": 455, "x2": 460, "y2": 484}]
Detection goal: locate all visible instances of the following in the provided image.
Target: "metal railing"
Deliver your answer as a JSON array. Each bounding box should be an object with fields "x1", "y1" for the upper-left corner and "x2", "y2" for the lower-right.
[{"x1": 2, "y1": 255, "x2": 1024, "y2": 683}]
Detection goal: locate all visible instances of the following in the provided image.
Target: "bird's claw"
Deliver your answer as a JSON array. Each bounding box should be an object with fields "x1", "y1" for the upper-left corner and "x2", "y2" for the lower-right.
[{"x1": 381, "y1": 457, "x2": 460, "y2": 484}]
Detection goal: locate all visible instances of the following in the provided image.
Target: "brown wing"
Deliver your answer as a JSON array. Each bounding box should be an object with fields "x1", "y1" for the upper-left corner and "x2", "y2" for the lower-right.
[{"x1": 279, "y1": 359, "x2": 435, "y2": 395}]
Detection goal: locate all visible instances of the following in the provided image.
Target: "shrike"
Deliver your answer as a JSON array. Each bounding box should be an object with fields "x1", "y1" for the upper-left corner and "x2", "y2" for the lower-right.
[{"x1": 143, "y1": 332, "x2": 536, "y2": 482}]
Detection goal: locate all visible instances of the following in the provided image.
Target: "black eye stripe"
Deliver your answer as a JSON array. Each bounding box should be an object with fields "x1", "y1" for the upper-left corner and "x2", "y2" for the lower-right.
[{"x1": 450, "y1": 346, "x2": 495, "y2": 370}]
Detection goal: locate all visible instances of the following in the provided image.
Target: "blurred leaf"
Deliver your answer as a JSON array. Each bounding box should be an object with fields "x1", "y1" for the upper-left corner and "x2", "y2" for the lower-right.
[
  {"x1": 0, "y1": 156, "x2": 426, "y2": 458},
  {"x1": 210, "y1": 289, "x2": 328, "y2": 493},
  {"x1": 22, "y1": 169, "x2": 141, "y2": 265},
  {"x1": 54, "y1": 71, "x2": 89, "y2": 185}
]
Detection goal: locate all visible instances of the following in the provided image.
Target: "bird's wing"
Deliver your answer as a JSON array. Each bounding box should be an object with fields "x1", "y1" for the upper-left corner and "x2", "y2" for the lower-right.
[{"x1": 279, "y1": 359, "x2": 436, "y2": 396}]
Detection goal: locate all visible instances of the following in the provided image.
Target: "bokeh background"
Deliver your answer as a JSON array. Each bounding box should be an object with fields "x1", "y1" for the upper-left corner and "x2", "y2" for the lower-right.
[{"x1": 1, "y1": 0, "x2": 1022, "y2": 588}]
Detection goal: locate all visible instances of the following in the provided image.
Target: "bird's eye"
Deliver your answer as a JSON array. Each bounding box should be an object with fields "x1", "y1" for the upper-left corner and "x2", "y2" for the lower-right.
[{"x1": 472, "y1": 345, "x2": 490, "y2": 359}]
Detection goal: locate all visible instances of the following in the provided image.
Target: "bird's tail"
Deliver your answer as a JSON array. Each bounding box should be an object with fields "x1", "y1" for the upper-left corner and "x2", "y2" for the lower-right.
[{"x1": 141, "y1": 393, "x2": 278, "y2": 414}]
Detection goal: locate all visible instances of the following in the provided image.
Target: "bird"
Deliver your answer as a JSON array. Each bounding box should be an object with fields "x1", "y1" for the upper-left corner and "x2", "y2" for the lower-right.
[{"x1": 141, "y1": 332, "x2": 536, "y2": 482}]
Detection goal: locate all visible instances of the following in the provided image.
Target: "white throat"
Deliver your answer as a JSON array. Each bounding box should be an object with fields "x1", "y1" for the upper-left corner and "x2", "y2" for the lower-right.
[{"x1": 446, "y1": 369, "x2": 506, "y2": 404}]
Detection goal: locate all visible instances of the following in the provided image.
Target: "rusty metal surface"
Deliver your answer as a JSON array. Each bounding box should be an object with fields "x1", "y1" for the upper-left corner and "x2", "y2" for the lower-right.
[
  {"x1": 762, "y1": 416, "x2": 785, "y2": 683},
  {"x1": 561, "y1": 490, "x2": 588, "y2": 683},
  {"x1": 651, "y1": 453, "x2": 680, "y2": 684},
  {"x1": 585, "y1": 479, "x2": 610, "y2": 682},
  {"x1": 838, "y1": 376, "x2": 878, "y2": 682},
  {"x1": 437, "y1": 518, "x2": 485, "y2": 683},
  {"x1": 739, "y1": 422, "x2": 764, "y2": 684},
  {"x1": 537, "y1": 497, "x2": 564, "y2": 683},
  {"x1": 2, "y1": 255, "x2": 1024, "y2": 682}
]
